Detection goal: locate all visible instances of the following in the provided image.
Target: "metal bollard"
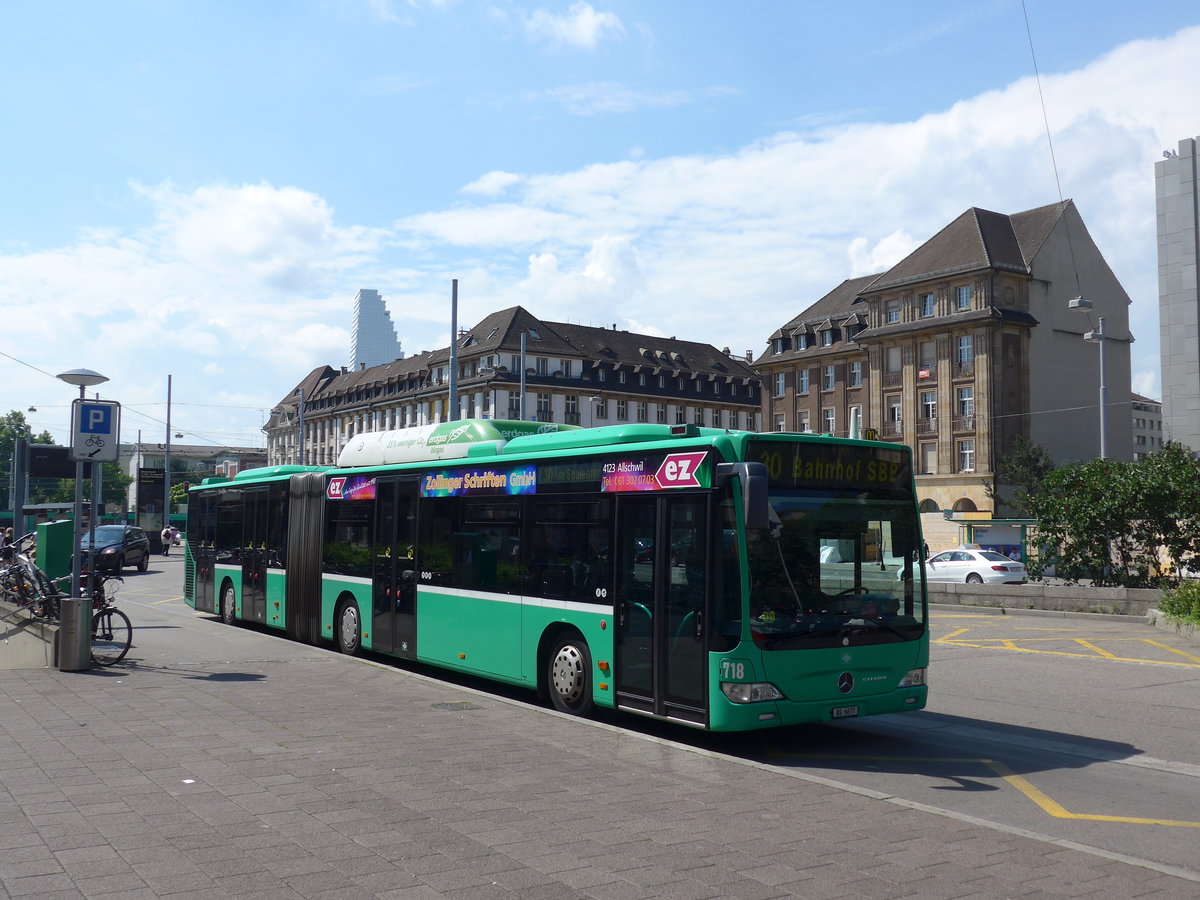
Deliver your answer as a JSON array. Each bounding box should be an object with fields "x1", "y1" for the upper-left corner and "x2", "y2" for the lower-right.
[{"x1": 57, "y1": 597, "x2": 94, "y2": 671}]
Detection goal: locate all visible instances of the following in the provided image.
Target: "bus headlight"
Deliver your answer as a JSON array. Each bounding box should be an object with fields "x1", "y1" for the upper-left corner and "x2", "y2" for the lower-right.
[
  {"x1": 720, "y1": 682, "x2": 784, "y2": 703},
  {"x1": 897, "y1": 668, "x2": 926, "y2": 687}
]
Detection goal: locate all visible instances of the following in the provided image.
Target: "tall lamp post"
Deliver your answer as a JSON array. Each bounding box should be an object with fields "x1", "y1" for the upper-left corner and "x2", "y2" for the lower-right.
[
  {"x1": 1068, "y1": 297, "x2": 1107, "y2": 459},
  {"x1": 57, "y1": 368, "x2": 109, "y2": 599}
]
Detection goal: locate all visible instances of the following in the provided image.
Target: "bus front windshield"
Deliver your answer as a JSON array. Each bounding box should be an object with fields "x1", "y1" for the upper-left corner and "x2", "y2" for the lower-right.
[{"x1": 746, "y1": 492, "x2": 925, "y2": 650}]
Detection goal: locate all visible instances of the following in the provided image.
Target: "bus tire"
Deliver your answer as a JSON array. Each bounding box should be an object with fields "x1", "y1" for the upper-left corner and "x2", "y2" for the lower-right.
[
  {"x1": 221, "y1": 583, "x2": 237, "y2": 625},
  {"x1": 336, "y1": 600, "x2": 361, "y2": 655},
  {"x1": 547, "y1": 634, "x2": 594, "y2": 716}
]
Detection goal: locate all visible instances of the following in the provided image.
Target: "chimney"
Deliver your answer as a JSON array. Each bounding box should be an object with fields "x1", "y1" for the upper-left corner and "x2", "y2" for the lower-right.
[
  {"x1": 722, "y1": 347, "x2": 731, "y2": 356},
  {"x1": 745, "y1": 351, "x2": 752, "y2": 362},
  {"x1": 340, "y1": 366, "x2": 348, "y2": 374},
  {"x1": 360, "y1": 362, "x2": 366, "y2": 371}
]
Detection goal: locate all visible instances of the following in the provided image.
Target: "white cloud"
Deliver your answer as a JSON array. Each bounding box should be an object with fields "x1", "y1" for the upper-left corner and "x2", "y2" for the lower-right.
[
  {"x1": 462, "y1": 171, "x2": 524, "y2": 196},
  {"x1": 523, "y1": 2, "x2": 625, "y2": 51},
  {"x1": 526, "y1": 82, "x2": 701, "y2": 116}
]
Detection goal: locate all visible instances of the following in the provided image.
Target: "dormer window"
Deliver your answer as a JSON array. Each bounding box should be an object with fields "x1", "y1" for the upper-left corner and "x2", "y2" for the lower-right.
[
  {"x1": 796, "y1": 333, "x2": 809, "y2": 350},
  {"x1": 821, "y1": 330, "x2": 834, "y2": 347}
]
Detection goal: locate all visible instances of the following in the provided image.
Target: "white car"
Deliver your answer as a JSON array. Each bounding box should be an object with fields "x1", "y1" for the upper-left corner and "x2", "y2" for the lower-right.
[{"x1": 923, "y1": 548, "x2": 1027, "y2": 585}]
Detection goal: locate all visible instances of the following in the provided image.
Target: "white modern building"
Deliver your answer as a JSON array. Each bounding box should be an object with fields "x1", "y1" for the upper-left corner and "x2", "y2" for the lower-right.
[
  {"x1": 349, "y1": 288, "x2": 404, "y2": 371},
  {"x1": 1156, "y1": 137, "x2": 1200, "y2": 452}
]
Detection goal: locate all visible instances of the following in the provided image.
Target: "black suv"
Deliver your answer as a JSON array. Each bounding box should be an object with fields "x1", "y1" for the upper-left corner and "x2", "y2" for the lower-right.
[{"x1": 79, "y1": 525, "x2": 152, "y2": 573}]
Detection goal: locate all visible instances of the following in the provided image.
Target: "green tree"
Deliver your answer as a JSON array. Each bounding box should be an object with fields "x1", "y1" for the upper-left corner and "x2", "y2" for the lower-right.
[
  {"x1": 1026, "y1": 444, "x2": 1200, "y2": 587},
  {"x1": 987, "y1": 435, "x2": 1055, "y2": 518}
]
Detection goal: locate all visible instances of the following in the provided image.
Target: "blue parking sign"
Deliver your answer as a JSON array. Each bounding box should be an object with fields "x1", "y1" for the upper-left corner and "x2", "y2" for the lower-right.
[{"x1": 70, "y1": 399, "x2": 121, "y2": 462}]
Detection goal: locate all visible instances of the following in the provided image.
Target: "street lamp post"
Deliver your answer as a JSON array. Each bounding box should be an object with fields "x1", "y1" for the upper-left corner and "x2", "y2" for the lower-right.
[
  {"x1": 1068, "y1": 297, "x2": 1107, "y2": 459},
  {"x1": 57, "y1": 368, "x2": 109, "y2": 600}
]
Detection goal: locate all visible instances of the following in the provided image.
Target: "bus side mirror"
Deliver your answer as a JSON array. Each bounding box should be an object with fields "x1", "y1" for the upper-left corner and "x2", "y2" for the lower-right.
[{"x1": 716, "y1": 462, "x2": 769, "y2": 530}]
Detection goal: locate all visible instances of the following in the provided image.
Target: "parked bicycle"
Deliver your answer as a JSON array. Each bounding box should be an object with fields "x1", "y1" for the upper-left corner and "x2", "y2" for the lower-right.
[
  {"x1": 2, "y1": 539, "x2": 133, "y2": 666},
  {"x1": 87, "y1": 571, "x2": 132, "y2": 666}
]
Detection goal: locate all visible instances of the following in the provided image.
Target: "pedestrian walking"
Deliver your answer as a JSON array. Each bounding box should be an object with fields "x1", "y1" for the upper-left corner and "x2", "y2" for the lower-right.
[{"x1": 161, "y1": 525, "x2": 173, "y2": 557}]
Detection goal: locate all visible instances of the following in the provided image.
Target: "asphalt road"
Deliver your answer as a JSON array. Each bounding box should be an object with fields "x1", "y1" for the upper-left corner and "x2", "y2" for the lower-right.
[{"x1": 114, "y1": 555, "x2": 1200, "y2": 881}]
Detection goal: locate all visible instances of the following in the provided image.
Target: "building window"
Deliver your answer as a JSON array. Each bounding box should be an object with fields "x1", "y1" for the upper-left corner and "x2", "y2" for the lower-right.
[
  {"x1": 658, "y1": 375, "x2": 665, "y2": 388},
  {"x1": 772, "y1": 338, "x2": 785, "y2": 354},
  {"x1": 636, "y1": 401, "x2": 648, "y2": 423},
  {"x1": 617, "y1": 399, "x2": 628, "y2": 421},
  {"x1": 822, "y1": 408, "x2": 836, "y2": 434},
  {"x1": 598, "y1": 368, "x2": 607, "y2": 383},
  {"x1": 695, "y1": 379, "x2": 702, "y2": 393},
  {"x1": 536, "y1": 357, "x2": 549, "y2": 376},
  {"x1": 773, "y1": 373, "x2": 786, "y2": 397},
  {"x1": 958, "y1": 439, "x2": 975, "y2": 472},
  {"x1": 560, "y1": 360, "x2": 573, "y2": 377},
  {"x1": 675, "y1": 407, "x2": 686, "y2": 424},
  {"x1": 711, "y1": 408, "x2": 721, "y2": 428},
  {"x1": 849, "y1": 360, "x2": 862, "y2": 387},
  {"x1": 920, "y1": 390, "x2": 937, "y2": 420},
  {"x1": 619, "y1": 370, "x2": 627, "y2": 384},
  {"x1": 638, "y1": 373, "x2": 646, "y2": 387},
  {"x1": 798, "y1": 369, "x2": 810, "y2": 394},
  {"x1": 885, "y1": 301, "x2": 900, "y2": 324},
  {"x1": 956, "y1": 286, "x2": 972, "y2": 310},
  {"x1": 655, "y1": 403, "x2": 666, "y2": 424},
  {"x1": 745, "y1": 411, "x2": 756, "y2": 430},
  {"x1": 920, "y1": 293, "x2": 935, "y2": 317},
  {"x1": 920, "y1": 442, "x2": 937, "y2": 475},
  {"x1": 775, "y1": 414, "x2": 786, "y2": 432},
  {"x1": 595, "y1": 398, "x2": 608, "y2": 419},
  {"x1": 713, "y1": 380, "x2": 720, "y2": 395},
  {"x1": 796, "y1": 333, "x2": 809, "y2": 350},
  {"x1": 821, "y1": 330, "x2": 834, "y2": 347},
  {"x1": 564, "y1": 394, "x2": 579, "y2": 424},
  {"x1": 798, "y1": 411, "x2": 810, "y2": 432},
  {"x1": 957, "y1": 386, "x2": 974, "y2": 418},
  {"x1": 694, "y1": 406, "x2": 704, "y2": 425},
  {"x1": 956, "y1": 335, "x2": 974, "y2": 371},
  {"x1": 822, "y1": 365, "x2": 835, "y2": 391}
]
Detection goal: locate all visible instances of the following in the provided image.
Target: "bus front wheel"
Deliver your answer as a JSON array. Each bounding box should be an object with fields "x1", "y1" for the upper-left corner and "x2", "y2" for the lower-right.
[
  {"x1": 336, "y1": 601, "x2": 361, "y2": 655},
  {"x1": 547, "y1": 635, "x2": 594, "y2": 716}
]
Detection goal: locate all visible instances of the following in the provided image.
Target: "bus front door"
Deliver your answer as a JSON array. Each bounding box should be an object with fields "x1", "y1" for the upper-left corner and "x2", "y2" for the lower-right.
[
  {"x1": 614, "y1": 494, "x2": 708, "y2": 725},
  {"x1": 372, "y1": 477, "x2": 418, "y2": 658}
]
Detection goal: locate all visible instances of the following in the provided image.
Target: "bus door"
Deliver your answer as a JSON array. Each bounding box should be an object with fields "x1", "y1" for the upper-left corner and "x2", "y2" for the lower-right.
[
  {"x1": 372, "y1": 477, "x2": 418, "y2": 658},
  {"x1": 189, "y1": 492, "x2": 217, "y2": 613},
  {"x1": 614, "y1": 494, "x2": 709, "y2": 724},
  {"x1": 241, "y1": 488, "x2": 269, "y2": 624}
]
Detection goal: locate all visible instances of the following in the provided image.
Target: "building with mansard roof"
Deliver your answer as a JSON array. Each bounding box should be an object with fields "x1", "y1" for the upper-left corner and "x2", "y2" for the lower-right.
[
  {"x1": 264, "y1": 306, "x2": 762, "y2": 466},
  {"x1": 756, "y1": 200, "x2": 1133, "y2": 516}
]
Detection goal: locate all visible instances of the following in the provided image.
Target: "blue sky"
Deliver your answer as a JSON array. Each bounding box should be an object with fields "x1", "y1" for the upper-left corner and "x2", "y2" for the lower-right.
[{"x1": 3, "y1": 0, "x2": 1198, "y2": 448}]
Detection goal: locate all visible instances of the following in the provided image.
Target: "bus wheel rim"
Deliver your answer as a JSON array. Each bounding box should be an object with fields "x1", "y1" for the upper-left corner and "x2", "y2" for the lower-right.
[
  {"x1": 340, "y1": 606, "x2": 359, "y2": 646},
  {"x1": 551, "y1": 644, "x2": 584, "y2": 704}
]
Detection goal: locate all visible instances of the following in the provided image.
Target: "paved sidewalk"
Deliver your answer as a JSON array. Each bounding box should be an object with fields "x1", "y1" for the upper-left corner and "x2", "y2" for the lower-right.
[{"x1": 2, "y1": 651, "x2": 1198, "y2": 898}]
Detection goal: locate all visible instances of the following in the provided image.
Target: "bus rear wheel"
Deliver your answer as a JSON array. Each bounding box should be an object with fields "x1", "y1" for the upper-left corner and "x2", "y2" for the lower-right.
[
  {"x1": 336, "y1": 601, "x2": 361, "y2": 655},
  {"x1": 221, "y1": 584, "x2": 237, "y2": 625},
  {"x1": 547, "y1": 636, "x2": 594, "y2": 716}
]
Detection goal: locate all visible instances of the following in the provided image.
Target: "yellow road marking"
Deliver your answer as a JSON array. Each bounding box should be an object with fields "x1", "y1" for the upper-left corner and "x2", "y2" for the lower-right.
[
  {"x1": 151, "y1": 596, "x2": 182, "y2": 605},
  {"x1": 1075, "y1": 638, "x2": 1118, "y2": 658},
  {"x1": 767, "y1": 750, "x2": 1200, "y2": 829},
  {"x1": 1142, "y1": 639, "x2": 1200, "y2": 665},
  {"x1": 986, "y1": 760, "x2": 1200, "y2": 828},
  {"x1": 939, "y1": 627, "x2": 970, "y2": 641}
]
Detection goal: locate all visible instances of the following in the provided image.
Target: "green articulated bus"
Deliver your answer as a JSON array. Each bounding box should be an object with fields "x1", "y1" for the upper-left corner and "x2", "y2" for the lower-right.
[{"x1": 184, "y1": 419, "x2": 928, "y2": 731}]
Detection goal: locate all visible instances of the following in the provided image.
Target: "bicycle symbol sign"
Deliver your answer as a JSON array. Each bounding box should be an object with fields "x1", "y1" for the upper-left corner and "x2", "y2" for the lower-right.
[{"x1": 70, "y1": 400, "x2": 121, "y2": 463}]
